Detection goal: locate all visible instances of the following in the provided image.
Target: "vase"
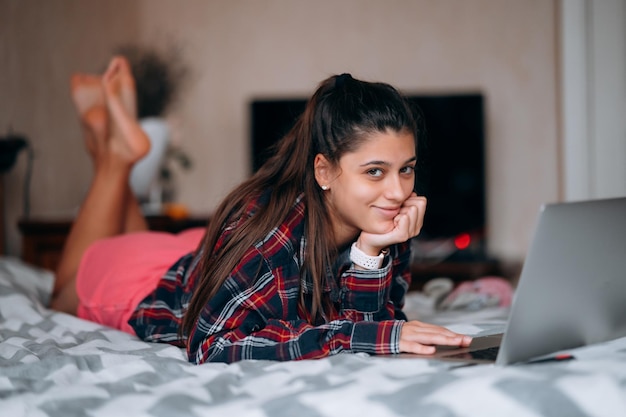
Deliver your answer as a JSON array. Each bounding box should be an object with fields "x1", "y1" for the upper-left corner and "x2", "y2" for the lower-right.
[{"x1": 130, "y1": 117, "x2": 170, "y2": 203}]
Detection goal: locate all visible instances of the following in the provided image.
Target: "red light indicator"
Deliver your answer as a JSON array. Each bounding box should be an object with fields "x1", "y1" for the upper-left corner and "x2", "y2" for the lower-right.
[{"x1": 454, "y1": 233, "x2": 471, "y2": 250}]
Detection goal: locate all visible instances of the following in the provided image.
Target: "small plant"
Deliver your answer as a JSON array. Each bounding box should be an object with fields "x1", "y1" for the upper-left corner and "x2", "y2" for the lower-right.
[
  {"x1": 159, "y1": 143, "x2": 193, "y2": 203},
  {"x1": 116, "y1": 44, "x2": 188, "y2": 119}
]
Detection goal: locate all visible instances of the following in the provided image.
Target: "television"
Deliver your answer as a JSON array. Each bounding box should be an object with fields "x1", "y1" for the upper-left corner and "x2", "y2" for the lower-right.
[{"x1": 250, "y1": 93, "x2": 486, "y2": 260}]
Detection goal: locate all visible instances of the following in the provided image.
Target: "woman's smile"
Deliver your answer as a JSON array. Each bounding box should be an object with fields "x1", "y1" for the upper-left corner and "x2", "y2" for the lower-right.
[{"x1": 373, "y1": 205, "x2": 401, "y2": 219}]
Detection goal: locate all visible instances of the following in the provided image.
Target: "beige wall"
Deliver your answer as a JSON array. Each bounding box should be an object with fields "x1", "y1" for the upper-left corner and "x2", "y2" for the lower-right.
[
  {"x1": 1, "y1": 0, "x2": 559, "y2": 262},
  {"x1": 1, "y1": 0, "x2": 141, "y2": 255}
]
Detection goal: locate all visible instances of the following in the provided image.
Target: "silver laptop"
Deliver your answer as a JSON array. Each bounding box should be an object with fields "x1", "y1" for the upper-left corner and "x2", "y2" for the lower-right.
[{"x1": 413, "y1": 196, "x2": 626, "y2": 366}]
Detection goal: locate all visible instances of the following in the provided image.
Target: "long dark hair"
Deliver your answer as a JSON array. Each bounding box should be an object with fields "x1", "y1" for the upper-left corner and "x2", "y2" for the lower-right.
[{"x1": 181, "y1": 73, "x2": 419, "y2": 339}]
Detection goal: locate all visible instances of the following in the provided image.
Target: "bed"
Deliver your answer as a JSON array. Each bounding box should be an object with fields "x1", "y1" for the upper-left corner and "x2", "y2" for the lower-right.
[{"x1": 2, "y1": 256, "x2": 626, "y2": 417}]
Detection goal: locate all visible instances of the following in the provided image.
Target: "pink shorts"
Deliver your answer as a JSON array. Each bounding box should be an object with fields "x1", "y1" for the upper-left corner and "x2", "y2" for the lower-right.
[{"x1": 76, "y1": 227, "x2": 205, "y2": 334}]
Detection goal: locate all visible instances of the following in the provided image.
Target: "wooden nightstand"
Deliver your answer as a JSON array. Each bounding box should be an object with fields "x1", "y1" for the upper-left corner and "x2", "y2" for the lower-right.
[
  {"x1": 18, "y1": 216, "x2": 520, "y2": 289},
  {"x1": 18, "y1": 215, "x2": 209, "y2": 271}
]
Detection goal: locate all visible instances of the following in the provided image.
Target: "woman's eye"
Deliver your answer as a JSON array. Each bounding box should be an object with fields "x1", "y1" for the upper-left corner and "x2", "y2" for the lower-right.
[
  {"x1": 401, "y1": 166, "x2": 415, "y2": 175},
  {"x1": 367, "y1": 168, "x2": 383, "y2": 177}
]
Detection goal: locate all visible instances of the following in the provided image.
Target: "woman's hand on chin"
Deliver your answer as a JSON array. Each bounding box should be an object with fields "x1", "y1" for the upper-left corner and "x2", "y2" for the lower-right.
[{"x1": 358, "y1": 193, "x2": 427, "y2": 255}]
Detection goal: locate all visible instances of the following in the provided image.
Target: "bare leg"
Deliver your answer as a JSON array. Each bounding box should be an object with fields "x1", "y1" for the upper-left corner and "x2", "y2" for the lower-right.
[
  {"x1": 124, "y1": 192, "x2": 150, "y2": 232},
  {"x1": 51, "y1": 57, "x2": 150, "y2": 314},
  {"x1": 69, "y1": 73, "x2": 108, "y2": 162},
  {"x1": 103, "y1": 56, "x2": 150, "y2": 233},
  {"x1": 70, "y1": 71, "x2": 149, "y2": 233}
]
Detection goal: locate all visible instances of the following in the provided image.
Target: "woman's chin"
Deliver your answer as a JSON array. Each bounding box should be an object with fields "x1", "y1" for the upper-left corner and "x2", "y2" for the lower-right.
[{"x1": 363, "y1": 223, "x2": 395, "y2": 236}]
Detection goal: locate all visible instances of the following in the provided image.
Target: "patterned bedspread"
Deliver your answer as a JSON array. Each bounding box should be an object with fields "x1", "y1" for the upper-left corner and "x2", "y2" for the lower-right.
[{"x1": 1, "y1": 256, "x2": 626, "y2": 417}]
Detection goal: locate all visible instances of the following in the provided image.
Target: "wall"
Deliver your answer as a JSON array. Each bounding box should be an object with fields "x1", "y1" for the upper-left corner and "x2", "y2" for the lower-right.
[
  {"x1": 0, "y1": 0, "x2": 140, "y2": 256},
  {"x1": 1, "y1": 0, "x2": 559, "y2": 262},
  {"x1": 135, "y1": 0, "x2": 559, "y2": 261}
]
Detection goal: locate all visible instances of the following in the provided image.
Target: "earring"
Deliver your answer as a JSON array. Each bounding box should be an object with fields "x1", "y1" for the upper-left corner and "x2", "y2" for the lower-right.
[{"x1": 321, "y1": 185, "x2": 329, "y2": 191}]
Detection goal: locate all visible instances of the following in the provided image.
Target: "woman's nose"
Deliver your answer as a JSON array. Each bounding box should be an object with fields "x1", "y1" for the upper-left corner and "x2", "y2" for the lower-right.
[{"x1": 384, "y1": 174, "x2": 408, "y2": 201}]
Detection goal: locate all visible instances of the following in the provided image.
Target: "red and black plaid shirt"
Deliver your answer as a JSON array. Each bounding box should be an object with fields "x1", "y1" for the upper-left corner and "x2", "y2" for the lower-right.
[{"x1": 129, "y1": 192, "x2": 412, "y2": 364}]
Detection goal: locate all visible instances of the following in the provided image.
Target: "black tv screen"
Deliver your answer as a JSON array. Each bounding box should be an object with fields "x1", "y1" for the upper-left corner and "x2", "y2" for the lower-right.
[{"x1": 250, "y1": 94, "x2": 486, "y2": 253}]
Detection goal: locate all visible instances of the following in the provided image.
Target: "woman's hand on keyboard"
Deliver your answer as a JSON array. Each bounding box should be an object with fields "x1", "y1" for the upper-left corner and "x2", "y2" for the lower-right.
[{"x1": 398, "y1": 320, "x2": 473, "y2": 355}]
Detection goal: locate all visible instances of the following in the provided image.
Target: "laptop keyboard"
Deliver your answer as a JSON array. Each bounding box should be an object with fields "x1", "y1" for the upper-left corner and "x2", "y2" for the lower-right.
[{"x1": 445, "y1": 346, "x2": 500, "y2": 361}]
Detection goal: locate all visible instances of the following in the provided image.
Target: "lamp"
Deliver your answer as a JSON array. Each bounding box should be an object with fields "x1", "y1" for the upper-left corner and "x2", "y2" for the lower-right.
[
  {"x1": 0, "y1": 132, "x2": 28, "y2": 173},
  {"x1": 0, "y1": 130, "x2": 31, "y2": 254}
]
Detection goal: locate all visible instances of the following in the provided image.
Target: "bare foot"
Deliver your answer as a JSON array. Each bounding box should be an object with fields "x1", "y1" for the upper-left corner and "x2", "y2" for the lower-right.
[
  {"x1": 70, "y1": 73, "x2": 108, "y2": 158},
  {"x1": 101, "y1": 56, "x2": 150, "y2": 164}
]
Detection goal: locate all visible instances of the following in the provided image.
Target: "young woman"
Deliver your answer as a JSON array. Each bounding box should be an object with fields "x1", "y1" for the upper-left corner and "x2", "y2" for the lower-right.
[{"x1": 51, "y1": 56, "x2": 472, "y2": 364}]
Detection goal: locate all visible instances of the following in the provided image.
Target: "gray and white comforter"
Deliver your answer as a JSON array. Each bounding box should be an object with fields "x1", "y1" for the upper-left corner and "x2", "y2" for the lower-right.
[{"x1": 1, "y1": 256, "x2": 626, "y2": 417}]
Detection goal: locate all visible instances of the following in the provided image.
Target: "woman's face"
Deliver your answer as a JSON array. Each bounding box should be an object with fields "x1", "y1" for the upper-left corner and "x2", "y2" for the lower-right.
[{"x1": 318, "y1": 129, "x2": 417, "y2": 246}]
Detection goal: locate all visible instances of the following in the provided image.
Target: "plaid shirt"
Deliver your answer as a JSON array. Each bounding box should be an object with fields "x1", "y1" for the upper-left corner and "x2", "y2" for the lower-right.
[{"x1": 129, "y1": 193, "x2": 412, "y2": 364}]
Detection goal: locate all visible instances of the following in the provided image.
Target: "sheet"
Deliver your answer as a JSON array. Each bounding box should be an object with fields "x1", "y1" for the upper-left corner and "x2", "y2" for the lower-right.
[{"x1": 2, "y1": 256, "x2": 626, "y2": 417}]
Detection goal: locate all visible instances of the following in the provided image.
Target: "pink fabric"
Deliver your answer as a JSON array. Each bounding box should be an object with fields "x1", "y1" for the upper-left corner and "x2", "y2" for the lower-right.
[
  {"x1": 76, "y1": 227, "x2": 205, "y2": 334},
  {"x1": 440, "y1": 276, "x2": 514, "y2": 310}
]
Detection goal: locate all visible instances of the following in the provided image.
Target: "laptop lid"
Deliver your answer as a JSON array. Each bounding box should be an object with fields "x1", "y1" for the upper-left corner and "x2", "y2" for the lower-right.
[{"x1": 495, "y1": 197, "x2": 626, "y2": 365}]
